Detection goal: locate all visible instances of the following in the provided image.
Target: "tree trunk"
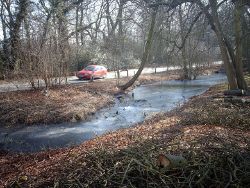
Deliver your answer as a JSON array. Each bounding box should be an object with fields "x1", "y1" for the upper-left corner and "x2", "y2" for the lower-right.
[
  {"x1": 120, "y1": 7, "x2": 158, "y2": 90},
  {"x1": 117, "y1": 0, "x2": 125, "y2": 81},
  {"x1": 75, "y1": 4, "x2": 79, "y2": 46},
  {"x1": 0, "y1": 5, "x2": 9, "y2": 70},
  {"x1": 178, "y1": 5, "x2": 189, "y2": 79},
  {"x1": 234, "y1": 0, "x2": 248, "y2": 90},
  {"x1": 80, "y1": 4, "x2": 84, "y2": 46},
  {"x1": 207, "y1": 0, "x2": 238, "y2": 89},
  {"x1": 9, "y1": 0, "x2": 29, "y2": 70},
  {"x1": 242, "y1": 7, "x2": 250, "y2": 73},
  {"x1": 57, "y1": 1, "x2": 70, "y2": 82}
]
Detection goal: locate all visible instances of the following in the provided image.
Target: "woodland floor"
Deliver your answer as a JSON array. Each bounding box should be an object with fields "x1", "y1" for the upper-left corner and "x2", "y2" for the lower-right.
[{"x1": 1, "y1": 65, "x2": 250, "y2": 187}]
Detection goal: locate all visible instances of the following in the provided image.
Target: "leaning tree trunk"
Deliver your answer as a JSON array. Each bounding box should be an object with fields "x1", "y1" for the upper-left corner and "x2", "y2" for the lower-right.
[
  {"x1": 207, "y1": 0, "x2": 238, "y2": 89},
  {"x1": 120, "y1": 7, "x2": 158, "y2": 90},
  {"x1": 234, "y1": 0, "x2": 248, "y2": 90}
]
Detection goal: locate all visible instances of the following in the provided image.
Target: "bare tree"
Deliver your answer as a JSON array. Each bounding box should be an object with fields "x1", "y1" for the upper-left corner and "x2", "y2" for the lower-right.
[
  {"x1": 0, "y1": 0, "x2": 29, "y2": 70},
  {"x1": 150, "y1": 0, "x2": 248, "y2": 90}
]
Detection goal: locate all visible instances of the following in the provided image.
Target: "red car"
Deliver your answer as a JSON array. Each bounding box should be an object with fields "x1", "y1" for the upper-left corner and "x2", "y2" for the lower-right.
[{"x1": 77, "y1": 65, "x2": 108, "y2": 80}]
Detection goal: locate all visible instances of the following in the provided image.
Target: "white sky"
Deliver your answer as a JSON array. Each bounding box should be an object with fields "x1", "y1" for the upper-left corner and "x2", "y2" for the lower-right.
[{"x1": 0, "y1": 23, "x2": 3, "y2": 40}]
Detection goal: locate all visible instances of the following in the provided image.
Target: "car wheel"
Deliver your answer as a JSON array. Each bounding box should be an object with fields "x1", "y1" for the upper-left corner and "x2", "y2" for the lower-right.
[{"x1": 90, "y1": 75, "x2": 94, "y2": 81}]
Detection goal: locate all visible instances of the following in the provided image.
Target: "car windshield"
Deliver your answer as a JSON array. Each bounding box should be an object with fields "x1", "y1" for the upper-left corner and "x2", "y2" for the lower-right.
[{"x1": 85, "y1": 66, "x2": 95, "y2": 71}]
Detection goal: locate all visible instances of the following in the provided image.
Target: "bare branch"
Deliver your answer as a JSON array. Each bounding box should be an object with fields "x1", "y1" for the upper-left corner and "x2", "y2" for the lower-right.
[{"x1": 67, "y1": 22, "x2": 96, "y2": 39}]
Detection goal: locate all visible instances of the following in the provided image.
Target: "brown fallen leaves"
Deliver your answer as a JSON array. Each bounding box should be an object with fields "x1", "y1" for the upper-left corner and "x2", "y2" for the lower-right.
[
  {"x1": 1, "y1": 65, "x2": 249, "y2": 187},
  {"x1": 0, "y1": 82, "x2": 116, "y2": 127},
  {"x1": 0, "y1": 82, "x2": 250, "y2": 187}
]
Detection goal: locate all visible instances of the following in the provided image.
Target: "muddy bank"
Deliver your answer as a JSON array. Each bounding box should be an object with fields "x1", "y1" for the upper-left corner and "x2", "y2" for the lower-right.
[
  {"x1": 0, "y1": 83, "x2": 116, "y2": 127},
  {"x1": 0, "y1": 80, "x2": 250, "y2": 187}
]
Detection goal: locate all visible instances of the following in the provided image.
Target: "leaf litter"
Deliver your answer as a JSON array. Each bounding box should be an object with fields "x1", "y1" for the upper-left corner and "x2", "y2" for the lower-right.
[{"x1": 1, "y1": 66, "x2": 249, "y2": 187}]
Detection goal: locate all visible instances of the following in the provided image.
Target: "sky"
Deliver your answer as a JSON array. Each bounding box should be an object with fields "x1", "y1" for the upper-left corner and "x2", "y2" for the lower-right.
[{"x1": 0, "y1": 23, "x2": 3, "y2": 40}]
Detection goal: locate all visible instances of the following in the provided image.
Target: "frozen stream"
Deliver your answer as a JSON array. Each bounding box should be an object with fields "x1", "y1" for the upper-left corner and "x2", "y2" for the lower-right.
[{"x1": 0, "y1": 73, "x2": 227, "y2": 153}]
